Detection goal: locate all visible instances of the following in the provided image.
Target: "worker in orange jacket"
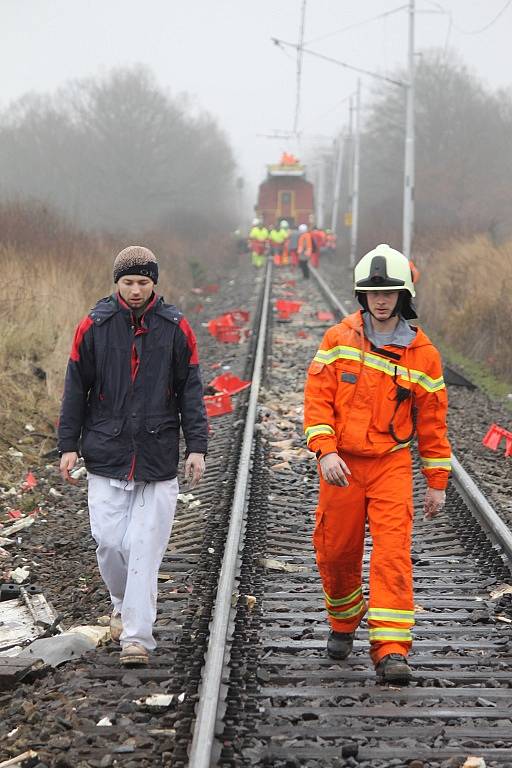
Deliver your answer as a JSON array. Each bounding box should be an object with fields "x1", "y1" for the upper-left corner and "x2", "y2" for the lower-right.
[
  {"x1": 297, "y1": 223, "x2": 313, "y2": 279},
  {"x1": 304, "y1": 244, "x2": 451, "y2": 684}
]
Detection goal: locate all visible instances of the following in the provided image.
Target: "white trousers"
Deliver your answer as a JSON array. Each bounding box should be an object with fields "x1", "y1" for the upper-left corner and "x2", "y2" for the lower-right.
[{"x1": 87, "y1": 474, "x2": 179, "y2": 650}]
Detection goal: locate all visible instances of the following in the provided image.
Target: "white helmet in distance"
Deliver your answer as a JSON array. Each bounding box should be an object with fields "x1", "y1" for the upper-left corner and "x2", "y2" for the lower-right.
[
  {"x1": 298, "y1": 223, "x2": 308, "y2": 233},
  {"x1": 354, "y1": 244, "x2": 415, "y2": 298},
  {"x1": 280, "y1": 219, "x2": 289, "y2": 228},
  {"x1": 252, "y1": 217, "x2": 261, "y2": 226}
]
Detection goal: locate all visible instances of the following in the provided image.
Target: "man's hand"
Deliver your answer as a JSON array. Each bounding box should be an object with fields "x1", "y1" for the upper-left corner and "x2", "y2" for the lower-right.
[
  {"x1": 319, "y1": 453, "x2": 351, "y2": 487},
  {"x1": 424, "y1": 487, "x2": 446, "y2": 520},
  {"x1": 184, "y1": 453, "x2": 205, "y2": 489},
  {"x1": 60, "y1": 451, "x2": 79, "y2": 485}
]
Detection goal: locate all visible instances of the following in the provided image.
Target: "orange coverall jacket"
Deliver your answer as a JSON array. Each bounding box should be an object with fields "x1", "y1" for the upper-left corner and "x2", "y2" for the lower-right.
[{"x1": 304, "y1": 310, "x2": 451, "y2": 490}]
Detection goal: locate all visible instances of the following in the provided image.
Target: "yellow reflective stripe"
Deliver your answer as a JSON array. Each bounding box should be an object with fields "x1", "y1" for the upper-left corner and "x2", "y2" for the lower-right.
[
  {"x1": 313, "y1": 345, "x2": 445, "y2": 393},
  {"x1": 304, "y1": 424, "x2": 335, "y2": 443},
  {"x1": 327, "y1": 599, "x2": 366, "y2": 620},
  {"x1": 390, "y1": 441, "x2": 411, "y2": 453},
  {"x1": 421, "y1": 456, "x2": 452, "y2": 470},
  {"x1": 369, "y1": 628, "x2": 413, "y2": 641},
  {"x1": 367, "y1": 608, "x2": 415, "y2": 625},
  {"x1": 313, "y1": 345, "x2": 362, "y2": 365},
  {"x1": 324, "y1": 585, "x2": 362, "y2": 607}
]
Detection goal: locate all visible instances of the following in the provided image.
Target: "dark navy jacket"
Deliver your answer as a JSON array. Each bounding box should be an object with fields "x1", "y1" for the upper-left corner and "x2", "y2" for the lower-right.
[{"x1": 58, "y1": 293, "x2": 208, "y2": 482}]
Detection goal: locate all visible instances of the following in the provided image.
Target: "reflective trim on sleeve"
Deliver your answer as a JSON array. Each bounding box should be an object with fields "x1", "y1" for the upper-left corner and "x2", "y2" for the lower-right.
[
  {"x1": 420, "y1": 456, "x2": 452, "y2": 471},
  {"x1": 304, "y1": 424, "x2": 335, "y2": 445},
  {"x1": 367, "y1": 608, "x2": 415, "y2": 626}
]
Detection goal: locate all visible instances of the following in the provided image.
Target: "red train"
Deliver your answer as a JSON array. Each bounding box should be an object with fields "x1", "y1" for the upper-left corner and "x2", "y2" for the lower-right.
[{"x1": 255, "y1": 153, "x2": 315, "y2": 227}]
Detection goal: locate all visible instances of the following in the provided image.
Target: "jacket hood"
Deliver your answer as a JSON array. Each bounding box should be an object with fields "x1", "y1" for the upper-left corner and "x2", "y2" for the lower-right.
[{"x1": 341, "y1": 310, "x2": 434, "y2": 349}]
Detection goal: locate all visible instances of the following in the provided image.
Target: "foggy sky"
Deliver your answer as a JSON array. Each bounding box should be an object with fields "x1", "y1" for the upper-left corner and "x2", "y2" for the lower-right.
[{"x1": 2, "y1": 1, "x2": 511, "y2": 207}]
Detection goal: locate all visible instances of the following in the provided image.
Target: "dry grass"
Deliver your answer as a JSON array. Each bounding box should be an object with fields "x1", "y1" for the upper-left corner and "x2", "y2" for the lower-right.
[{"x1": 417, "y1": 235, "x2": 512, "y2": 381}]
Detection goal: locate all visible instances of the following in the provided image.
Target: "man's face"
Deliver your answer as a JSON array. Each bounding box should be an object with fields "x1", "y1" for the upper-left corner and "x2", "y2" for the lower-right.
[
  {"x1": 366, "y1": 290, "x2": 399, "y2": 321},
  {"x1": 117, "y1": 275, "x2": 154, "y2": 309}
]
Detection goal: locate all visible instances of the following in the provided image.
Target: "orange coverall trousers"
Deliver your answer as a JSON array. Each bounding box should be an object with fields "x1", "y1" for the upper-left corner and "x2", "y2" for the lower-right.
[{"x1": 313, "y1": 448, "x2": 414, "y2": 665}]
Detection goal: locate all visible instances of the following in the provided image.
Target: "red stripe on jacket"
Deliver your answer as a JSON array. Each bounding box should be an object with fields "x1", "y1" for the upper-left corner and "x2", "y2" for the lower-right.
[
  {"x1": 179, "y1": 317, "x2": 199, "y2": 365},
  {"x1": 70, "y1": 316, "x2": 94, "y2": 362}
]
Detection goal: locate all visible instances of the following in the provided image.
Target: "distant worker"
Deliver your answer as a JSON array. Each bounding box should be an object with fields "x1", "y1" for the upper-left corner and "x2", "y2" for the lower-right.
[
  {"x1": 297, "y1": 223, "x2": 312, "y2": 279},
  {"x1": 409, "y1": 259, "x2": 420, "y2": 284},
  {"x1": 280, "y1": 220, "x2": 290, "y2": 265},
  {"x1": 248, "y1": 218, "x2": 268, "y2": 268},
  {"x1": 325, "y1": 229, "x2": 337, "y2": 257},
  {"x1": 269, "y1": 222, "x2": 287, "y2": 266},
  {"x1": 304, "y1": 244, "x2": 451, "y2": 685},
  {"x1": 287, "y1": 225, "x2": 300, "y2": 269},
  {"x1": 311, "y1": 225, "x2": 326, "y2": 269}
]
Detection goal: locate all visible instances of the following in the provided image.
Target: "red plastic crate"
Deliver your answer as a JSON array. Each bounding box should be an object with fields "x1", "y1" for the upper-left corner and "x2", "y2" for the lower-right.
[{"x1": 204, "y1": 392, "x2": 233, "y2": 418}]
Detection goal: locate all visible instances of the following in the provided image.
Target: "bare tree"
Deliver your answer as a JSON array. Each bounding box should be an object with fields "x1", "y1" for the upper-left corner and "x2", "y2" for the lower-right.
[{"x1": 0, "y1": 67, "x2": 236, "y2": 234}]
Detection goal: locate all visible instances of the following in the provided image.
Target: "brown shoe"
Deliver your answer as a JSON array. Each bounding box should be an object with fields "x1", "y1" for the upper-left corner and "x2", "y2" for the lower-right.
[
  {"x1": 119, "y1": 643, "x2": 149, "y2": 667},
  {"x1": 110, "y1": 613, "x2": 123, "y2": 643}
]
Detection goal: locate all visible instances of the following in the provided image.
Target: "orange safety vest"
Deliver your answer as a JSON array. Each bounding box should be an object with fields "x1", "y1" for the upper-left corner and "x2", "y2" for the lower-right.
[
  {"x1": 298, "y1": 231, "x2": 313, "y2": 258},
  {"x1": 304, "y1": 310, "x2": 451, "y2": 489}
]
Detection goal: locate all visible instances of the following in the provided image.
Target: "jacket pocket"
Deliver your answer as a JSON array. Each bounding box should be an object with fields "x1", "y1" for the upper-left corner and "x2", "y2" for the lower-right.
[
  {"x1": 81, "y1": 417, "x2": 126, "y2": 463},
  {"x1": 143, "y1": 416, "x2": 179, "y2": 477}
]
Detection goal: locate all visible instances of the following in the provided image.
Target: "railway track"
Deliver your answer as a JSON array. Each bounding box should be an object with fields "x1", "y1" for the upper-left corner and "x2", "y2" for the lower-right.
[{"x1": 1, "y1": 259, "x2": 511, "y2": 768}]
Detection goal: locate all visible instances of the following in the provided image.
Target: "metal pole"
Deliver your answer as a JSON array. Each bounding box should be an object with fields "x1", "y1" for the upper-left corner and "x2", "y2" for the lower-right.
[
  {"x1": 349, "y1": 79, "x2": 361, "y2": 268},
  {"x1": 316, "y1": 156, "x2": 325, "y2": 228},
  {"x1": 402, "y1": 0, "x2": 415, "y2": 260},
  {"x1": 293, "y1": 0, "x2": 307, "y2": 135},
  {"x1": 331, "y1": 133, "x2": 344, "y2": 233}
]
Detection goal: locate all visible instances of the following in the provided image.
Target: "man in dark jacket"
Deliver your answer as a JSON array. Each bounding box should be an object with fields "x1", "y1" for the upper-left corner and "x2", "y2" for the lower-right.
[{"x1": 58, "y1": 246, "x2": 208, "y2": 667}]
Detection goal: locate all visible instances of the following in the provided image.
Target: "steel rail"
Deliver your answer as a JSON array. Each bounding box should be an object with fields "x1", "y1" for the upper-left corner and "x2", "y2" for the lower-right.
[
  {"x1": 310, "y1": 265, "x2": 512, "y2": 566},
  {"x1": 188, "y1": 260, "x2": 273, "y2": 768}
]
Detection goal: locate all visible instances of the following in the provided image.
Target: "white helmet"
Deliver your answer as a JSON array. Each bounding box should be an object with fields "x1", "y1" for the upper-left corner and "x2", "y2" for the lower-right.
[
  {"x1": 354, "y1": 244, "x2": 415, "y2": 298},
  {"x1": 280, "y1": 219, "x2": 289, "y2": 229},
  {"x1": 252, "y1": 217, "x2": 261, "y2": 226},
  {"x1": 298, "y1": 224, "x2": 308, "y2": 233}
]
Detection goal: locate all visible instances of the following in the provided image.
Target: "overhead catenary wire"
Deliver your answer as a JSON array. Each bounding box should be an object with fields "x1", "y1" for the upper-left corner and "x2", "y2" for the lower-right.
[
  {"x1": 423, "y1": 0, "x2": 512, "y2": 35},
  {"x1": 272, "y1": 38, "x2": 405, "y2": 88},
  {"x1": 305, "y1": 4, "x2": 408, "y2": 46}
]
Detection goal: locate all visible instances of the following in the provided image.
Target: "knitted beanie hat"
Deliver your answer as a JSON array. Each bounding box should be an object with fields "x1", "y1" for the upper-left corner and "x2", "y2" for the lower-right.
[{"x1": 113, "y1": 246, "x2": 159, "y2": 284}]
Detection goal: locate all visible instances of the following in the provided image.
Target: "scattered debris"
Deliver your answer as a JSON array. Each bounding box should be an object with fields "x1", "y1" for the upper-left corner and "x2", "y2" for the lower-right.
[
  {"x1": 21, "y1": 472, "x2": 37, "y2": 491},
  {"x1": 246, "y1": 594, "x2": 257, "y2": 611},
  {"x1": 97, "y1": 716, "x2": 113, "y2": 727},
  {"x1": 134, "y1": 693, "x2": 175, "y2": 708},
  {"x1": 16, "y1": 625, "x2": 109, "y2": 668},
  {"x1": 0, "y1": 751, "x2": 38, "y2": 767},
  {"x1": 489, "y1": 583, "x2": 512, "y2": 600},
  {"x1": 463, "y1": 758, "x2": 486, "y2": 768},
  {"x1": 258, "y1": 558, "x2": 309, "y2": 574},
  {"x1": 482, "y1": 423, "x2": 512, "y2": 457},
  {"x1": 10, "y1": 566, "x2": 30, "y2": 584},
  {"x1": 177, "y1": 493, "x2": 195, "y2": 504},
  {"x1": 1, "y1": 517, "x2": 34, "y2": 536},
  {"x1": 204, "y1": 392, "x2": 233, "y2": 418},
  {"x1": 209, "y1": 371, "x2": 251, "y2": 395}
]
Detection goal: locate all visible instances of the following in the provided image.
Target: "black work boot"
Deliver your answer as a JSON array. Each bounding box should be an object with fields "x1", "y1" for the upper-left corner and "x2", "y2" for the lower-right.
[
  {"x1": 375, "y1": 653, "x2": 412, "y2": 685},
  {"x1": 326, "y1": 630, "x2": 355, "y2": 660}
]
